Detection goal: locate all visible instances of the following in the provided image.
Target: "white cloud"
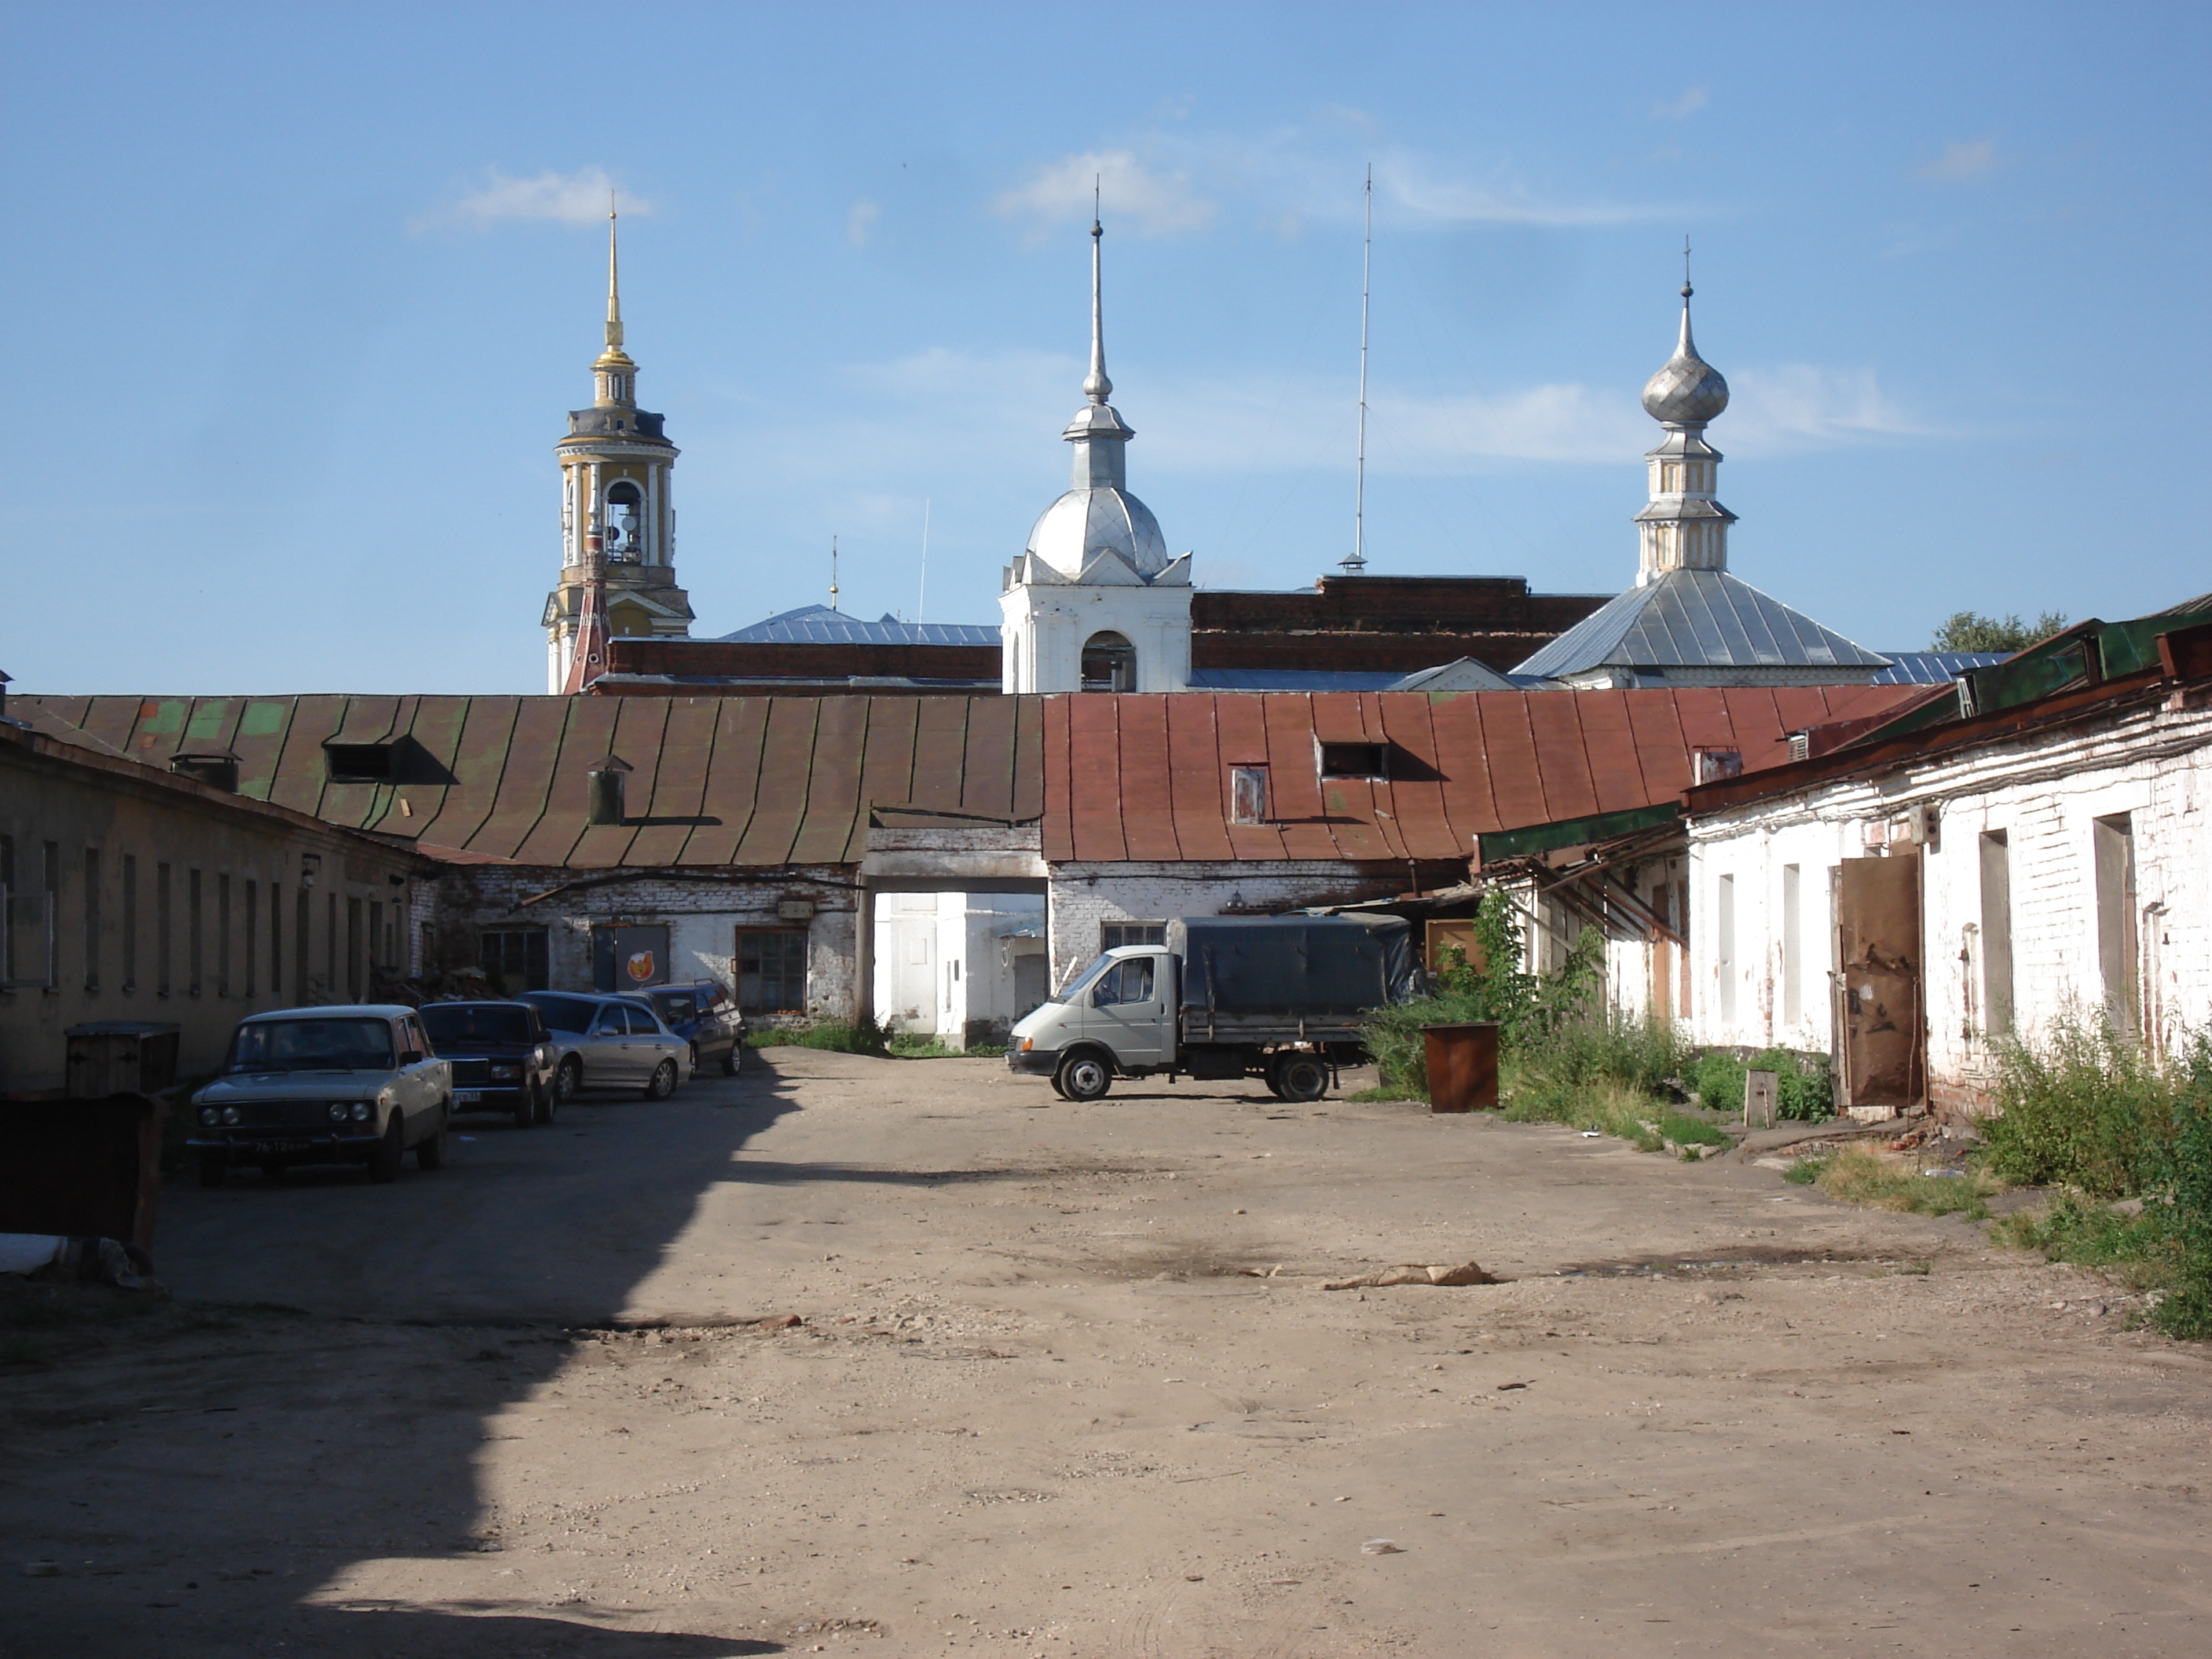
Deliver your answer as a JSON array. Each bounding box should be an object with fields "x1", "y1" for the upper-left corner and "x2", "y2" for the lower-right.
[
  {"x1": 1651, "y1": 86, "x2": 1708, "y2": 120},
  {"x1": 847, "y1": 199, "x2": 881, "y2": 247},
  {"x1": 1723, "y1": 364, "x2": 1938, "y2": 449},
  {"x1": 1376, "y1": 152, "x2": 1688, "y2": 227},
  {"x1": 993, "y1": 148, "x2": 1216, "y2": 237},
  {"x1": 1916, "y1": 137, "x2": 2001, "y2": 183},
  {"x1": 416, "y1": 167, "x2": 648, "y2": 230}
]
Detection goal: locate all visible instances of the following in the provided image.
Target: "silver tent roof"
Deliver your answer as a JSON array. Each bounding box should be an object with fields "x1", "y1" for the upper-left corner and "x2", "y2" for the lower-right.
[{"x1": 1512, "y1": 568, "x2": 1889, "y2": 679}]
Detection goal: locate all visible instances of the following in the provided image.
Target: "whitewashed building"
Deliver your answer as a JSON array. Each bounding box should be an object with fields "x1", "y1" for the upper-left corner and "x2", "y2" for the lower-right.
[{"x1": 1675, "y1": 610, "x2": 2212, "y2": 1114}]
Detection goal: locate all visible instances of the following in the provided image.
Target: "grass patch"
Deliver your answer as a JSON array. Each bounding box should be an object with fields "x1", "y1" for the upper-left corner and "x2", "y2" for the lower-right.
[
  {"x1": 1346, "y1": 1084, "x2": 1424, "y2": 1103},
  {"x1": 746, "y1": 1016, "x2": 891, "y2": 1057},
  {"x1": 884, "y1": 1034, "x2": 1009, "y2": 1060},
  {"x1": 1796, "y1": 1147, "x2": 1994, "y2": 1220}
]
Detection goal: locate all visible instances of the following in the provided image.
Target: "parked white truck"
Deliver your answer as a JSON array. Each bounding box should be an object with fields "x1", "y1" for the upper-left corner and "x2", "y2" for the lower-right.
[{"x1": 1006, "y1": 915, "x2": 1420, "y2": 1102}]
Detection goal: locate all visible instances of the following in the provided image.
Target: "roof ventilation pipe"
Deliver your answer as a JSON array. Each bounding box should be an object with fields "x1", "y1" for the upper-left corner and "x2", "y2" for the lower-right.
[{"x1": 588, "y1": 755, "x2": 633, "y2": 826}]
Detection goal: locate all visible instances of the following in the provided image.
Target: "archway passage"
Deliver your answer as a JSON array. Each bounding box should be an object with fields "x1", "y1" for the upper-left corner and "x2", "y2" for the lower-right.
[{"x1": 1080, "y1": 631, "x2": 1137, "y2": 692}]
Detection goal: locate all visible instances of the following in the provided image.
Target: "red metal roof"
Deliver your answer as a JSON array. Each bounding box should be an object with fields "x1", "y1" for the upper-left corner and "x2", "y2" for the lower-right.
[
  {"x1": 1039, "y1": 687, "x2": 1924, "y2": 862},
  {"x1": 18, "y1": 694, "x2": 1042, "y2": 870}
]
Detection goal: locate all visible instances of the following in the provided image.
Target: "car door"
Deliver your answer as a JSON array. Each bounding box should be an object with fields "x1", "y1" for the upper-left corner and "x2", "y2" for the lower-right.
[
  {"x1": 1086, "y1": 953, "x2": 1168, "y2": 1068},
  {"x1": 391, "y1": 1016, "x2": 430, "y2": 1132},
  {"x1": 588, "y1": 1005, "x2": 639, "y2": 1084},
  {"x1": 628, "y1": 1002, "x2": 677, "y2": 1077}
]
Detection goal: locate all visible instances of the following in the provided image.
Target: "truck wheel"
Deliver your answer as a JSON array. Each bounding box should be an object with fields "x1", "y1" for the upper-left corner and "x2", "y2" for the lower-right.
[
  {"x1": 1056, "y1": 1052, "x2": 1113, "y2": 1102},
  {"x1": 367, "y1": 1117, "x2": 405, "y2": 1184},
  {"x1": 196, "y1": 1152, "x2": 229, "y2": 1189},
  {"x1": 1269, "y1": 1053, "x2": 1330, "y2": 1103}
]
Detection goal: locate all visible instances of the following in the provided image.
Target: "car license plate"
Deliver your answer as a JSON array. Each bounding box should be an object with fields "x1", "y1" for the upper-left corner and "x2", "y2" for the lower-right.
[
  {"x1": 455, "y1": 1090, "x2": 482, "y2": 1104},
  {"x1": 251, "y1": 1139, "x2": 313, "y2": 1155}
]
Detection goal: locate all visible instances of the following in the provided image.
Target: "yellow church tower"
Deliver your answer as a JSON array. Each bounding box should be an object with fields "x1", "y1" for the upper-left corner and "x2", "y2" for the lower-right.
[{"x1": 543, "y1": 207, "x2": 694, "y2": 693}]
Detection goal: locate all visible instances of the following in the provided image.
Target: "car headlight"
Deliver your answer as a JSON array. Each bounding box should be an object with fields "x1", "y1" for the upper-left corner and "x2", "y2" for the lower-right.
[
  {"x1": 328, "y1": 1102, "x2": 349, "y2": 1122},
  {"x1": 1020, "y1": 1037, "x2": 1034, "y2": 1052},
  {"x1": 199, "y1": 1105, "x2": 219, "y2": 1126},
  {"x1": 221, "y1": 1106, "x2": 240, "y2": 1125},
  {"x1": 490, "y1": 1063, "x2": 518, "y2": 1079},
  {"x1": 352, "y1": 1101, "x2": 372, "y2": 1122}
]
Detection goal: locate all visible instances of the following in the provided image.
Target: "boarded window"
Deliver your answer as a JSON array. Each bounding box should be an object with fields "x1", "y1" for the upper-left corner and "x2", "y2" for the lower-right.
[
  {"x1": 82, "y1": 848, "x2": 102, "y2": 994},
  {"x1": 1229, "y1": 766, "x2": 1270, "y2": 825},
  {"x1": 122, "y1": 854, "x2": 138, "y2": 992},
  {"x1": 738, "y1": 928, "x2": 809, "y2": 1013},
  {"x1": 478, "y1": 928, "x2": 548, "y2": 997},
  {"x1": 2094, "y1": 814, "x2": 2137, "y2": 1035},
  {"x1": 1979, "y1": 831, "x2": 2013, "y2": 1038}
]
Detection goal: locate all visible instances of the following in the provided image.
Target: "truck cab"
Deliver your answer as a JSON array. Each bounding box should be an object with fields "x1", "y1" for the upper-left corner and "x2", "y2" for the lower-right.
[{"x1": 1009, "y1": 947, "x2": 1174, "y2": 1096}]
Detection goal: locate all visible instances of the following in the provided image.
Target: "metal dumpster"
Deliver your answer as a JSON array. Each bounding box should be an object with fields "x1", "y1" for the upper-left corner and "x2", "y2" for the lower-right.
[{"x1": 1422, "y1": 1022, "x2": 1500, "y2": 1113}]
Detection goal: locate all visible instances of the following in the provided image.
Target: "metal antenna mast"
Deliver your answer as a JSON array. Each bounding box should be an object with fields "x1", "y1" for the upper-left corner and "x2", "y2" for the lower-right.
[
  {"x1": 1343, "y1": 164, "x2": 1373, "y2": 575},
  {"x1": 829, "y1": 536, "x2": 840, "y2": 612}
]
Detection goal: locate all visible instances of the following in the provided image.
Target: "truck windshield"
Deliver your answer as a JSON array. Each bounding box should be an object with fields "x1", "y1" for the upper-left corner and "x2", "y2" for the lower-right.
[
  {"x1": 226, "y1": 1017, "x2": 395, "y2": 1074},
  {"x1": 1047, "y1": 954, "x2": 1116, "y2": 1004}
]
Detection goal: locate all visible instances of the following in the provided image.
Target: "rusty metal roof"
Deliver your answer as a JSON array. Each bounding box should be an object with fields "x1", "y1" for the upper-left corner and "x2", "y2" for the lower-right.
[
  {"x1": 17, "y1": 694, "x2": 1042, "y2": 870},
  {"x1": 1040, "y1": 687, "x2": 1923, "y2": 863}
]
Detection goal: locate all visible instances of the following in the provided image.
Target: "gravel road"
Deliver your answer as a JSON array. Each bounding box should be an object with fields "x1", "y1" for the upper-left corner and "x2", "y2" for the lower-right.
[{"x1": 4, "y1": 1049, "x2": 2208, "y2": 1657}]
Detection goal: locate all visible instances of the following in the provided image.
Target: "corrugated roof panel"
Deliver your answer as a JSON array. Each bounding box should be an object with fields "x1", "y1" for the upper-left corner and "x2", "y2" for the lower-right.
[
  {"x1": 1210, "y1": 697, "x2": 1288, "y2": 862},
  {"x1": 1040, "y1": 699, "x2": 1075, "y2": 862},
  {"x1": 411, "y1": 697, "x2": 518, "y2": 854},
  {"x1": 1523, "y1": 694, "x2": 1600, "y2": 824},
  {"x1": 718, "y1": 604, "x2": 1000, "y2": 648},
  {"x1": 732, "y1": 700, "x2": 823, "y2": 866},
  {"x1": 1008, "y1": 696, "x2": 1046, "y2": 824},
  {"x1": 1064, "y1": 696, "x2": 1130, "y2": 862},
  {"x1": 1574, "y1": 692, "x2": 1649, "y2": 814},
  {"x1": 1472, "y1": 693, "x2": 1548, "y2": 827},
  {"x1": 1375, "y1": 696, "x2": 1454, "y2": 861},
  {"x1": 1163, "y1": 695, "x2": 1235, "y2": 862},
  {"x1": 788, "y1": 697, "x2": 870, "y2": 865},
  {"x1": 1263, "y1": 694, "x2": 1337, "y2": 860},
  {"x1": 467, "y1": 698, "x2": 570, "y2": 860},
  {"x1": 511, "y1": 697, "x2": 621, "y2": 867},
  {"x1": 261, "y1": 697, "x2": 346, "y2": 821},
  {"x1": 1620, "y1": 694, "x2": 1694, "y2": 800},
  {"x1": 958, "y1": 694, "x2": 1022, "y2": 822},
  {"x1": 905, "y1": 698, "x2": 972, "y2": 816},
  {"x1": 855, "y1": 696, "x2": 921, "y2": 819},
  {"x1": 569, "y1": 698, "x2": 672, "y2": 870},
  {"x1": 1429, "y1": 690, "x2": 1498, "y2": 842},
  {"x1": 1110, "y1": 699, "x2": 1176, "y2": 861},
  {"x1": 229, "y1": 698, "x2": 298, "y2": 804},
  {"x1": 676, "y1": 699, "x2": 771, "y2": 864}
]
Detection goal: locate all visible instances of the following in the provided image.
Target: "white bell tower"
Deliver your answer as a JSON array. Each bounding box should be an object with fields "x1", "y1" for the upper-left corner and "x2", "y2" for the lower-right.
[{"x1": 999, "y1": 215, "x2": 1192, "y2": 694}]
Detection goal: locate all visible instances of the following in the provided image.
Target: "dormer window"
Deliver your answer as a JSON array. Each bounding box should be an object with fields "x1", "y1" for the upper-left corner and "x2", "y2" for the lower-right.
[
  {"x1": 1317, "y1": 741, "x2": 1389, "y2": 781},
  {"x1": 324, "y1": 743, "x2": 394, "y2": 784},
  {"x1": 1229, "y1": 766, "x2": 1270, "y2": 824}
]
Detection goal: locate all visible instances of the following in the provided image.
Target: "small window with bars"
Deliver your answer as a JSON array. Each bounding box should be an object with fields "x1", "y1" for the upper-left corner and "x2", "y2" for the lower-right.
[
  {"x1": 1101, "y1": 921, "x2": 1167, "y2": 951},
  {"x1": 479, "y1": 928, "x2": 550, "y2": 997},
  {"x1": 738, "y1": 928, "x2": 809, "y2": 1013}
]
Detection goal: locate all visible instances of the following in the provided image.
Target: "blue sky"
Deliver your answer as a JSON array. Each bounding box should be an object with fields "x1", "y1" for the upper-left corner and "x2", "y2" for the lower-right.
[{"x1": 5, "y1": 2, "x2": 2207, "y2": 693}]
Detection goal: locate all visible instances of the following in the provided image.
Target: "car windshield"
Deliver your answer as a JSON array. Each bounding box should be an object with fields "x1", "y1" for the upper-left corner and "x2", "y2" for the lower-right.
[
  {"x1": 419, "y1": 1005, "x2": 533, "y2": 1046},
  {"x1": 1048, "y1": 954, "x2": 1116, "y2": 1004},
  {"x1": 649, "y1": 991, "x2": 694, "y2": 1021},
  {"x1": 226, "y1": 1017, "x2": 395, "y2": 1074},
  {"x1": 521, "y1": 994, "x2": 603, "y2": 1035}
]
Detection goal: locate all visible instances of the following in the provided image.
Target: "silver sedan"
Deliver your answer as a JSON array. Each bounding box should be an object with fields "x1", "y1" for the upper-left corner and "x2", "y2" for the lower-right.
[{"x1": 518, "y1": 991, "x2": 694, "y2": 1103}]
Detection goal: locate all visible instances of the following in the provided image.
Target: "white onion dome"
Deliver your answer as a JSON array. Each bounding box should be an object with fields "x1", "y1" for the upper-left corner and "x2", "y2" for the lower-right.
[
  {"x1": 1024, "y1": 482, "x2": 1170, "y2": 578},
  {"x1": 1641, "y1": 284, "x2": 1730, "y2": 426}
]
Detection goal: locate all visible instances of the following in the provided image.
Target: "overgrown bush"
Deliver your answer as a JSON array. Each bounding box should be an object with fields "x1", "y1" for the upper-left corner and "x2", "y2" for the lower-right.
[
  {"x1": 1790, "y1": 1148, "x2": 1993, "y2": 1220},
  {"x1": 1984, "y1": 1020, "x2": 2212, "y2": 1340},
  {"x1": 1983, "y1": 1015, "x2": 2176, "y2": 1196},
  {"x1": 1685, "y1": 1048, "x2": 1834, "y2": 1121}
]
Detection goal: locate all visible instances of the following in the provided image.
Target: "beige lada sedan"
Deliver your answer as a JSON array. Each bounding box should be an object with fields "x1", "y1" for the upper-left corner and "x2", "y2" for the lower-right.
[{"x1": 187, "y1": 1005, "x2": 453, "y2": 1187}]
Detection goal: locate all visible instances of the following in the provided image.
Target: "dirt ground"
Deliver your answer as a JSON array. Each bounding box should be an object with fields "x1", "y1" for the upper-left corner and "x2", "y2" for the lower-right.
[{"x1": 4, "y1": 1049, "x2": 2209, "y2": 1657}]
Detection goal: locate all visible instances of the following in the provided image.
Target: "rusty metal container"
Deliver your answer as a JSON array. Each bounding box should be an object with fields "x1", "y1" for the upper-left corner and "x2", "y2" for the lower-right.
[
  {"x1": 64, "y1": 1023, "x2": 181, "y2": 1098},
  {"x1": 1423, "y1": 1022, "x2": 1500, "y2": 1113},
  {"x1": 0, "y1": 1094, "x2": 165, "y2": 1251}
]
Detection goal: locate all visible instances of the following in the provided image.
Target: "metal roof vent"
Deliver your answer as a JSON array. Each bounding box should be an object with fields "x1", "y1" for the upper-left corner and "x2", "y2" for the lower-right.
[{"x1": 588, "y1": 754, "x2": 633, "y2": 826}]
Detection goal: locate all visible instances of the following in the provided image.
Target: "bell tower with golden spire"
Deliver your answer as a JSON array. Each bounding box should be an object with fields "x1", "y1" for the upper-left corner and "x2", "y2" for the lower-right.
[{"x1": 544, "y1": 203, "x2": 694, "y2": 693}]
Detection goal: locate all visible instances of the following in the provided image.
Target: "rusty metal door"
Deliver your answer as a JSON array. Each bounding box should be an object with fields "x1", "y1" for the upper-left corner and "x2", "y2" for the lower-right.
[{"x1": 1834, "y1": 854, "x2": 1924, "y2": 1108}]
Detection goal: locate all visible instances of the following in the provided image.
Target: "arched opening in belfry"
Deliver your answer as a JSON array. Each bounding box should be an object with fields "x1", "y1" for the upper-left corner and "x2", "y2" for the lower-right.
[
  {"x1": 605, "y1": 480, "x2": 644, "y2": 561},
  {"x1": 1080, "y1": 631, "x2": 1137, "y2": 693}
]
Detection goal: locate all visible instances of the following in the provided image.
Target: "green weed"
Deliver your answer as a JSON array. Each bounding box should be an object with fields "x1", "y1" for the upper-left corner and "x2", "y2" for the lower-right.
[
  {"x1": 1807, "y1": 1147, "x2": 1993, "y2": 1220},
  {"x1": 746, "y1": 1015, "x2": 891, "y2": 1057}
]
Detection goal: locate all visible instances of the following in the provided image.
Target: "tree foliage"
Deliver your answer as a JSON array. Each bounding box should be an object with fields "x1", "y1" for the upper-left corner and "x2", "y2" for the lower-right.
[{"x1": 1928, "y1": 609, "x2": 2069, "y2": 654}]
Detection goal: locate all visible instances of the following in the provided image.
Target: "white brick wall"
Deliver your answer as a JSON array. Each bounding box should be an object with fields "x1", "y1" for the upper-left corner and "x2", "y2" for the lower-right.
[{"x1": 1684, "y1": 692, "x2": 2212, "y2": 1105}]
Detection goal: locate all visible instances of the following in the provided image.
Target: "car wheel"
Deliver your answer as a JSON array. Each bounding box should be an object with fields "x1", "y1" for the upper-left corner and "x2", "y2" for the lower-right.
[
  {"x1": 1269, "y1": 1053, "x2": 1331, "y2": 1103},
  {"x1": 642, "y1": 1059, "x2": 678, "y2": 1101},
  {"x1": 720, "y1": 1045, "x2": 742, "y2": 1076},
  {"x1": 1055, "y1": 1051, "x2": 1113, "y2": 1102},
  {"x1": 196, "y1": 1152, "x2": 229, "y2": 1189},
  {"x1": 555, "y1": 1057, "x2": 581, "y2": 1105},
  {"x1": 532, "y1": 1081, "x2": 556, "y2": 1126},
  {"x1": 367, "y1": 1116, "x2": 405, "y2": 1184},
  {"x1": 415, "y1": 1113, "x2": 448, "y2": 1170}
]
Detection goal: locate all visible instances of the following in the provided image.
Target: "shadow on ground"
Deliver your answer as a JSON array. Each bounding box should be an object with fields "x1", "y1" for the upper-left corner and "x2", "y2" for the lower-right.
[{"x1": 0, "y1": 1054, "x2": 812, "y2": 1657}]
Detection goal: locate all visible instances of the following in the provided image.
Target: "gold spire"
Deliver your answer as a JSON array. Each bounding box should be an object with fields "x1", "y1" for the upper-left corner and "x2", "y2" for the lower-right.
[{"x1": 595, "y1": 196, "x2": 635, "y2": 375}]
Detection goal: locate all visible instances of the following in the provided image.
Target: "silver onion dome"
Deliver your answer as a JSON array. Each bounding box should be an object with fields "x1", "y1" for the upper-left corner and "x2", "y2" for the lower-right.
[{"x1": 1641, "y1": 284, "x2": 1730, "y2": 426}]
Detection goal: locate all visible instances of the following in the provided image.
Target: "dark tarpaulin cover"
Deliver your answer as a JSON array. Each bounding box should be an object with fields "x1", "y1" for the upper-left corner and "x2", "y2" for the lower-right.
[{"x1": 1169, "y1": 915, "x2": 1418, "y2": 1016}]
